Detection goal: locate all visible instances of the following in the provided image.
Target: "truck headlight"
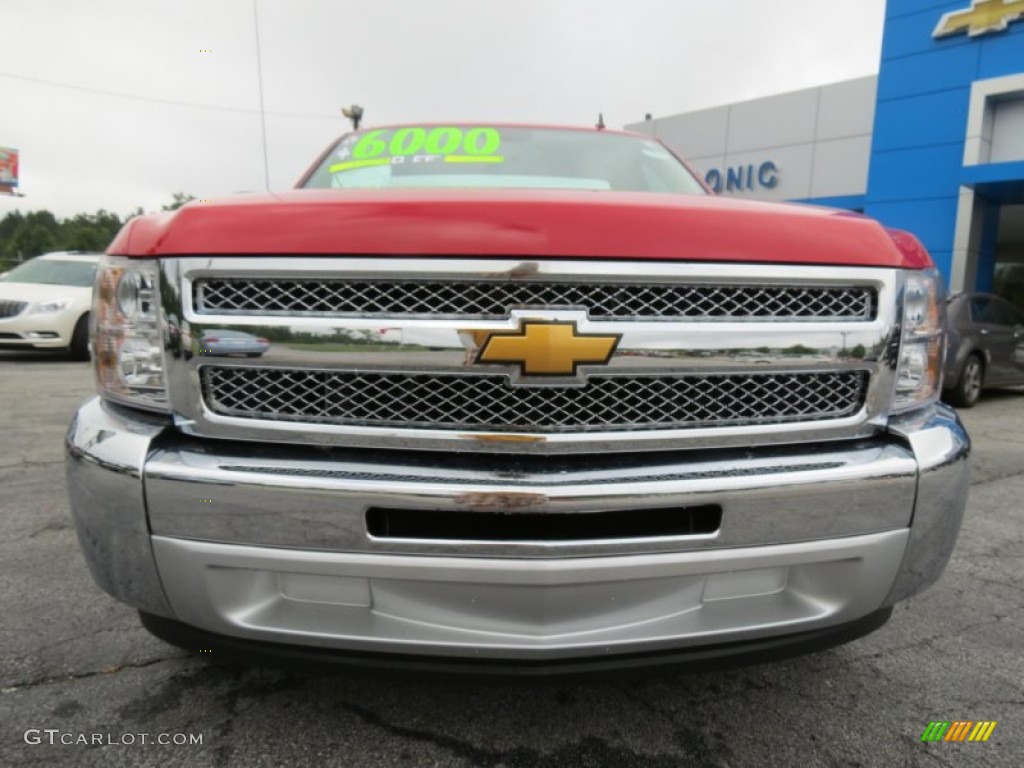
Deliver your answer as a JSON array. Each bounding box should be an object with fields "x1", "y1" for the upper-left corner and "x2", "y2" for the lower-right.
[
  {"x1": 892, "y1": 269, "x2": 944, "y2": 412},
  {"x1": 93, "y1": 256, "x2": 168, "y2": 412}
]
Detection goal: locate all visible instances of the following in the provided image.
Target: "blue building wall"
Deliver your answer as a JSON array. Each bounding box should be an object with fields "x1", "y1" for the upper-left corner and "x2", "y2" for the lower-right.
[{"x1": 864, "y1": 0, "x2": 1024, "y2": 285}]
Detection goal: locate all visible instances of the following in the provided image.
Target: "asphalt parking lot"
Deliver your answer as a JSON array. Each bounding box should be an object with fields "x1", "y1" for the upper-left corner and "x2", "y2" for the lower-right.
[{"x1": 1, "y1": 351, "x2": 1022, "y2": 767}]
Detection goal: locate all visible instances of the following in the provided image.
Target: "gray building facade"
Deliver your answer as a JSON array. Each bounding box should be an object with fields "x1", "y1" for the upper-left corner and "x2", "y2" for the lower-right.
[{"x1": 626, "y1": 76, "x2": 877, "y2": 211}]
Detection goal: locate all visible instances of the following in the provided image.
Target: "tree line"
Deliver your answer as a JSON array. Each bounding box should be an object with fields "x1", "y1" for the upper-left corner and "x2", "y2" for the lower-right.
[{"x1": 0, "y1": 194, "x2": 194, "y2": 272}]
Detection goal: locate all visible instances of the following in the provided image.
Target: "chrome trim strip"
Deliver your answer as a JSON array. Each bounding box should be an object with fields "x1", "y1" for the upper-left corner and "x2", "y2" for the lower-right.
[
  {"x1": 144, "y1": 438, "x2": 918, "y2": 557},
  {"x1": 176, "y1": 256, "x2": 896, "y2": 285},
  {"x1": 149, "y1": 529, "x2": 910, "y2": 659}
]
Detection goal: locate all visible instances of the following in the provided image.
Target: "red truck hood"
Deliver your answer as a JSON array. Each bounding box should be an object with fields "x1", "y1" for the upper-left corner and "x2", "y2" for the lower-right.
[{"x1": 109, "y1": 189, "x2": 931, "y2": 268}]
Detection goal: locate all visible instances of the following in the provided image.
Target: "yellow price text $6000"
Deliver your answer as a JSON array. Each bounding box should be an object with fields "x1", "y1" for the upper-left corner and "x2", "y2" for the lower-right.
[{"x1": 329, "y1": 126, "x2": 503, "y2": 173}]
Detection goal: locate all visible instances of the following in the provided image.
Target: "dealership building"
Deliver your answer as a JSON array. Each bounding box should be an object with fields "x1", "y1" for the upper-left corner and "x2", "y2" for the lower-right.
[{"x1": 627, "y1": 0, "x2": 1024, "y2": 307}]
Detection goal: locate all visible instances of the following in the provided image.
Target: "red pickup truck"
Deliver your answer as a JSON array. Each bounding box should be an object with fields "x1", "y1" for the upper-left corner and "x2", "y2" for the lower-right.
[{"x1": 66, "y1": 124, "x2": 969, "y2": 674}]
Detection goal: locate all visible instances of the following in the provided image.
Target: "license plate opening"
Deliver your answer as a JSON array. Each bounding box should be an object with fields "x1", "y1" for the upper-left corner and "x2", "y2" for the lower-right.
[{"x1": 366, "y1": 505, "x2": 722, "y2": 542}]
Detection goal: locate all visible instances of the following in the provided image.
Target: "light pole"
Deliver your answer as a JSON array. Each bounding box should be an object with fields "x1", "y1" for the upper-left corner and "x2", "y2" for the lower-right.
[{"x1": 252, "y1": 0, "x2": 270, "y2": 191}]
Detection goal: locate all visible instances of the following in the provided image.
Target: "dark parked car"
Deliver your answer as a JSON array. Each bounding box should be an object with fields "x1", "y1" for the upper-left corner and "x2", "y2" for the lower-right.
[{"x1": 943, "y1": 293, "x2": 1024, "y2": 407}]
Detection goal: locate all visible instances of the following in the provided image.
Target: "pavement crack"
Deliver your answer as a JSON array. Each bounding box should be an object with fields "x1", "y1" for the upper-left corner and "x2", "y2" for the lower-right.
[
  {"x1": 24, "y1": 626, "x2": 133, "y2": 656},
  {"x1": 335, "y1": 698, "x2": 701, "y2": 767},
  {"x1": 1, "y1": 655, "x2": 186, "y2": 693},
  {"x1": 613, "y1": 683, "x2": 735, "y2": 767},
  {"x1": 847, "y1": 631, "x2": 947, "y2": 661},
  {"x1": 211, "y1": 668, "x2": 244, "y2": 768},
  {"x1": 26, "y1": 520, "x2": 71, "y2": 539},
  {"x1": 0, "y1": 458, "x2": 65, "y2": 470},
  {"x1": 613, "y1": 683, "x2": 678, "y2": 727},
  {"x1": 851, "y1": 602, "x2": 1024, "y2": 663},
  {"x1": 337, "y1": 699, "x2": 507, "y2": 766},
  {"x1": 970, "y1": 468, "x2": 1024, "y2": 486}
]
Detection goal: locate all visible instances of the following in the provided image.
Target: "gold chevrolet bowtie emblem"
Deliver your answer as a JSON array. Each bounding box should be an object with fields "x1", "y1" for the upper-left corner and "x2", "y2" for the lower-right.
[
  {"x1": 934, "y1": 0, "x2": 1024, "y2": 37},
  {"x1": 477, "y1": 321, "x2": 620, "y2": 376}
]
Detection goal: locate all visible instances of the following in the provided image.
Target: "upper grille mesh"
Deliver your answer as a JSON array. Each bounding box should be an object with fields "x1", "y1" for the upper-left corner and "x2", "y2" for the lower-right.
[
  {"x1": 195, "y1": 278, "x2": 876, "y2": 321},
  {"x1": 202, "y1": 367, "x2": 868, "y2": 433},
  {"x1": 0, "y1": 300, "x2": 28, "y2": 319}
]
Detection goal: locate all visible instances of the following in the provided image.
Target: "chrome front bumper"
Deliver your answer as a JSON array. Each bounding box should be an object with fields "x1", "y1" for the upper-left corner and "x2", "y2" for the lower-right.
[{"x1": 66, "y1": 397, "x2": 970, "y2": 660}]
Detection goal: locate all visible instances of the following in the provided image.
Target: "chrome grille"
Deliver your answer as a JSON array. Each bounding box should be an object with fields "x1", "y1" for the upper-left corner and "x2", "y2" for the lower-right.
[
  {"x1": 202, "y1": 367, "x2": 868, "y2": 432},
  {"x1": 0, "y1": 300, "x2": 27, "y2": 319},
  {"x1": 195, "y1": 278, "x2": 876, "y2": 321}
]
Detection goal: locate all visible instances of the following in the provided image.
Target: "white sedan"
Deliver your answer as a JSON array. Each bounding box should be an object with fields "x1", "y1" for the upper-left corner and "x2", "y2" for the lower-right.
[{"x1": 0, "y1": 251, "x2": 102, "y2": 360}]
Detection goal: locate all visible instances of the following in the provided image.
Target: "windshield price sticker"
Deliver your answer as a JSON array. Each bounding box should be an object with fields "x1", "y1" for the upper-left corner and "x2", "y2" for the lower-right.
[{"x1": 329, "y1": 127, "x2": 503, "y2": 173}]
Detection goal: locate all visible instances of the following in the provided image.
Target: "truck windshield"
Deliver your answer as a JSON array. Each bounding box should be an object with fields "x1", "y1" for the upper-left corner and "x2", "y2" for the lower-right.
[{"x1": 302, "y1": 125, "x2": 707, "y2": 195}]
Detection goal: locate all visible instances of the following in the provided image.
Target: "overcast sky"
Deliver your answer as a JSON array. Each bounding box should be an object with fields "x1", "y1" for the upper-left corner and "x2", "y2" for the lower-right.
[{"x1": 1, "y1": 0, "x2": 886, "y2": 218}]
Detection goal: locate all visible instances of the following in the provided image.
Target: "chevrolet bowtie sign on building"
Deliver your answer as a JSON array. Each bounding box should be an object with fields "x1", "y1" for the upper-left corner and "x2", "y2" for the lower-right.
[
  {"x1": 934, "y1": 0, "x2": 1024, "y2": 38},
  {"x1": 629, "y1": 0, "x2": 1024, "y2": 311}
]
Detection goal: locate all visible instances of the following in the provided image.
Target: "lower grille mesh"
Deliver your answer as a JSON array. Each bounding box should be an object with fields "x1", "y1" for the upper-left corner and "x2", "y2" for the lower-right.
[{"x1": 202, "y1": 367, "x2": 868, "y2": 432}]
